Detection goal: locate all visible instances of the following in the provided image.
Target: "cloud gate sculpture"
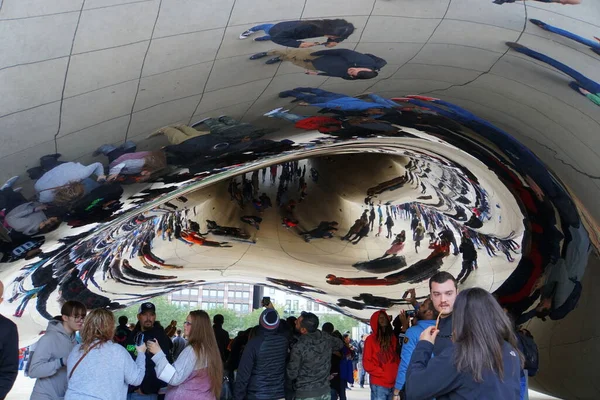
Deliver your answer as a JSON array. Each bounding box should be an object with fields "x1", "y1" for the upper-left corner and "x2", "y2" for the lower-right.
[{"x1": 1, "y1": 0, "x2": 599, "y2": 398}]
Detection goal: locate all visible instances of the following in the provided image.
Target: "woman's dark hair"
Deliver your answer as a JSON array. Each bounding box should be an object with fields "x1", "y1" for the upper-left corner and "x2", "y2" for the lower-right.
[
  {"x1": 452, "y1": 288, "x2": 523, "y2": 382},
  {"x1": 355, "y1": 70, "x2": 378, "y2": 80},
  {"x1": 312, "y1": 19, "x2": 355, "y2": 40}
]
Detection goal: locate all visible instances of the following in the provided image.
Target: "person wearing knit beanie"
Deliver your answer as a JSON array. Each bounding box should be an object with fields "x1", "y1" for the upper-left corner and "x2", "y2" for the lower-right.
[{"x1": 260, "y1": 308, "x2": 280, "y2": 330}]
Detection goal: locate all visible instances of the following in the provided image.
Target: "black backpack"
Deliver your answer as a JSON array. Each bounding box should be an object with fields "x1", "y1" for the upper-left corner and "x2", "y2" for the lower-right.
[{"x1": 516, "y1": 329, "x2": 539, "y2": 376}]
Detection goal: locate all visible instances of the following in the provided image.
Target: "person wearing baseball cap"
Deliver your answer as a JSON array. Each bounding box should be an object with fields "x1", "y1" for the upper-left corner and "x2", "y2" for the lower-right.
[
  {"x1": 234, "y1": 309, "x2": 289, "y2": 400},
  {"x1": 124, "y1": 302, "x2": 173, "y2": 399}
]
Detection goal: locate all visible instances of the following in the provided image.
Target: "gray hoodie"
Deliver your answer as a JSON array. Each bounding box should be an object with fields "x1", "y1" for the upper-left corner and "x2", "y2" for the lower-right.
[
  {"x1": 28, "y1": 319, "x2": 77, "y2": 400},
  {"x1": 5, "y1": 202, "x2": 47, "y2": 236}
]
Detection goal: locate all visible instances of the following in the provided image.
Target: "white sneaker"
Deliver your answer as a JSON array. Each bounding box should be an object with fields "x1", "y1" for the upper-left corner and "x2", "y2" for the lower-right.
[
  {"x1": 239, "y1": 29, "x2": 255, "y2": 39},
  {"x1": 263, "y1": 107, "x2": 286, "y2": 117}
]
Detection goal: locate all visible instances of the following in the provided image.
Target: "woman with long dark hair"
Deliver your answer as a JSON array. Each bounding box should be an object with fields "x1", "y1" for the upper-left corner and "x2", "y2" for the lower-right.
[
  {"x1": 405, "y1": 287, "x2": 522, "y2": 399},
  {"x1": 363, "y1": 310, "x2": 399, "y2": 400},
  {"x1": 147, "y1": 310, "x2": 223, "y2": 400}
]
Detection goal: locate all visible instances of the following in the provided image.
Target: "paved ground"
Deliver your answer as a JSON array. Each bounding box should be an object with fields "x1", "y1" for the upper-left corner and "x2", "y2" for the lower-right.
[{"x1": 7, "y1": 371, "x2": 560, "y2": 399}]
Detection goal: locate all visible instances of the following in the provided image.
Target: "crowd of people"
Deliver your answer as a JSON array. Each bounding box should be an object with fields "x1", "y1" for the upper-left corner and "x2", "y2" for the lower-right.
[{"x1": 0, "y1": 270, "x2": 539, "y2": 400}]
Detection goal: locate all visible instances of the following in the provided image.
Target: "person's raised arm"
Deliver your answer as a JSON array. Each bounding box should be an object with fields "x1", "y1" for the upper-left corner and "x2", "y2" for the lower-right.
[{"x1": 150, "y1": 344, "x2": 196, "y2": 386}]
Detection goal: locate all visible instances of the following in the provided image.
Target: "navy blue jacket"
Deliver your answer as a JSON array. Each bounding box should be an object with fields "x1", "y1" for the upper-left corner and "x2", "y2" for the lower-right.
[
  {"x1": 406, "y1": 340, "x2": 521, "y2": 400},
  {"x1": 310, "y1": 49, "x2": 387, "y2": 79},
  {"x1": 234, "y1": 328, "x2": 289, "y2": 400},
  {"x1": 269, "y1": 21, "x2": 345, "y2": 48},
  {"x1": 0, "y1": 314, "x2": 19, "y2": 400},
  {"x1": 125, "y1": 323, "x2": 173, "y2": 395}
]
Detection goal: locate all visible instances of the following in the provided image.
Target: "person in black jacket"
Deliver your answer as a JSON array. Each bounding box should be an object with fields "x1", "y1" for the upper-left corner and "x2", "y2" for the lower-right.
[
  {"x1": 125, "y1": 302, "x2": 173, "y2": 398},
  {"x1": 234, "y1": 309, "x2": 289, "y2": 400},
  {"x1": 114, "y1": 315, "x2": 131, "y2": 348},
  {"x1": 0, "y1": 280, "x2": 19, "y2": 400},
  {"x1": 457, "y1": 234, "x2": 477, "y2": 285},
  {"x1": 213, "y1": 314, "x2": 230, "y2": 363},
  {"x1": 250, "y1": 48, "x2": 386, "y2": 80},
  {"x1": 405, "y1": 288, "x2": 522, "y2": 400},
  {"x1": 239, "y1": 19, "x2": 354, "y2": 48}
]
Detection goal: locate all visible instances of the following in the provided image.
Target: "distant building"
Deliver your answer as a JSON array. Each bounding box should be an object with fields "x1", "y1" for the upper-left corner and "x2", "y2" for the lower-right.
[
  {"x1": 168, "y1": 284, "x2": 333, "y2": 316},
  {"x1": 168, "y1": 283, "x2": 253, "y2": 313}
]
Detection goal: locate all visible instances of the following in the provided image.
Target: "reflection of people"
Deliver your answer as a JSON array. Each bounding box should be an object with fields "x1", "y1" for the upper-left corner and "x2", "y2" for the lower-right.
[
  {"x1": 250, "y1": 49, "x2": 386, "y2": 80},
  {"x1": 279, "y1": 88, "x2": 396, "y2": 111},
  {"x1": 506, "y1": 42, "x2": 600, "y2": 106},
  {"x1": 529, "y1": 19, "x2": 600, "y2": 54},
  {"x1": 94, "y1": 143, "x2": 168, "y2": 183},
  {"x1": 405, "y1": 288, "x2": 521, "y2": 399},
  {"x1": 457, "y1": 235, "x2": 477, "y2": 285},
  {"x1": 239, "y1": 19, "x2": 354, "y2": 48},
  {"x1": 4, "y1": 201, "x2": 61, "y2": 236},
  {"x1": 195, "y1": 115, "x2": 266, "y2": 140},
  {"x1": 34, "y1": 161, "x2": 106, "y2": 205},
  {"x1": 147, "y1": 125, "x2": 208, "y2": 144},
  {"x1": 494, "y1": 0, "x2": 580, "y2": 4}
]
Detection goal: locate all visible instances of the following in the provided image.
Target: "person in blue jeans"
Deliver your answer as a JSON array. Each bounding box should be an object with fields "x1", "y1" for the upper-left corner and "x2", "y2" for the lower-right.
[
  {"x1": 506, "y1": 42, "x2": 600, "y2": 106},
  {"x1": 278, "y1": 88, "x2": 398, "y2": 111},
  {"x1": 529, "y1": 19, "x2": 600, "y2": 54}
]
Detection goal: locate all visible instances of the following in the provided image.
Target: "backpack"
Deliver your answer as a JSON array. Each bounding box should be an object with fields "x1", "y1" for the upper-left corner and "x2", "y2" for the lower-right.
[
  {"x1": 516, "y1": 329, "x2": 538, "y2": 376},
  {"x1": 549, "y1": 279, "x2": 582, "y2": 321}
]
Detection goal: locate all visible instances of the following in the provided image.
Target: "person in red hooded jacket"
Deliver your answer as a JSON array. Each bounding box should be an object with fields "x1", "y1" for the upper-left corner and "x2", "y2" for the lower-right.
[{"x1": 363, "y1": 310, "x2": 400, "y2": 400}]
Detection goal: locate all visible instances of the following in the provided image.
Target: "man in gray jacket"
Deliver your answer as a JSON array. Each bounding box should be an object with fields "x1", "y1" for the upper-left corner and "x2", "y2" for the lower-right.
[
  {"x1": 28, "y1": 301, "x2": 87, "y2": 400},
  {"x1": 287, "y1": 312, "x2": 343, "y2": 400},
  {"x1": 5, "y1": 203, "x2": 61, "y2": 236}
]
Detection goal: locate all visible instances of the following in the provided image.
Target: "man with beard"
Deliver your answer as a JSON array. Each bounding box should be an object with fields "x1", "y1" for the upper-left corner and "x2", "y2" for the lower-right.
[
  {"x1": 428, "y1": 272, "x2": 458, "y2": 356},
  {"x1": 125, "y1": 302, "x2": 172, "y2": 400}
]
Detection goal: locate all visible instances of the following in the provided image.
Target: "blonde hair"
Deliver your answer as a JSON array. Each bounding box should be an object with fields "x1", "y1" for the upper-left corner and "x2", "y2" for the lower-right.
[
  {"x1": 80, "y1": 309, "x2": 115, "y2": 352},
  {"x1": 187, "y1": 310, "x2": 223, "y2": 398},
  {"x1": 53, "y1": 181, "x2": 85, "y2": 206}
]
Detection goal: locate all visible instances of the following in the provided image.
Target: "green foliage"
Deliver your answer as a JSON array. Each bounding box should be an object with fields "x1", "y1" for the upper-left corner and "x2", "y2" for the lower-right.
[{"x1": 317, "y1": 314, "x2": 361, "y2": 335}]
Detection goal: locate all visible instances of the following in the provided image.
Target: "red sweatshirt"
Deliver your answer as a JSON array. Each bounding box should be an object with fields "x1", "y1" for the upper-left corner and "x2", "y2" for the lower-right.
[{"x1": 363, "y1": 310, "x2": 400, "y2": 388}]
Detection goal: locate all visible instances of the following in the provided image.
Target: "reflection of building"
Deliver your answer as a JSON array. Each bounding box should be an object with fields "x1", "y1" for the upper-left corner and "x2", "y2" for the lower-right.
[
  {"x1": 168, "y1": 283, "x2": 253, "y2": 313},
  {"x1": 168, "y1": 284, "x2": 333, "y2": 316},
  {"x1": 265, "y1": 287, "x2": 335, "y2": 317}
]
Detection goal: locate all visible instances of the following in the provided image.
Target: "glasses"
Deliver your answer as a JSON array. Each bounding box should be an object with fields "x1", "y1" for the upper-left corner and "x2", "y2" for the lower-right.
[
  {"x1": 184, "y1": 321, "x2": 192, "y2": 326},
  {"x1": 70, "y1": 315, "x2": 86, "y2": 321}
]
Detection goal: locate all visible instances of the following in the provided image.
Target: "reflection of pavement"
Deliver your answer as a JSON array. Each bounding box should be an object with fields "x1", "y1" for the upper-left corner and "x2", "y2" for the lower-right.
[{"x1": 6, "y1": 371, "x2": 561, "y2": 400}]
